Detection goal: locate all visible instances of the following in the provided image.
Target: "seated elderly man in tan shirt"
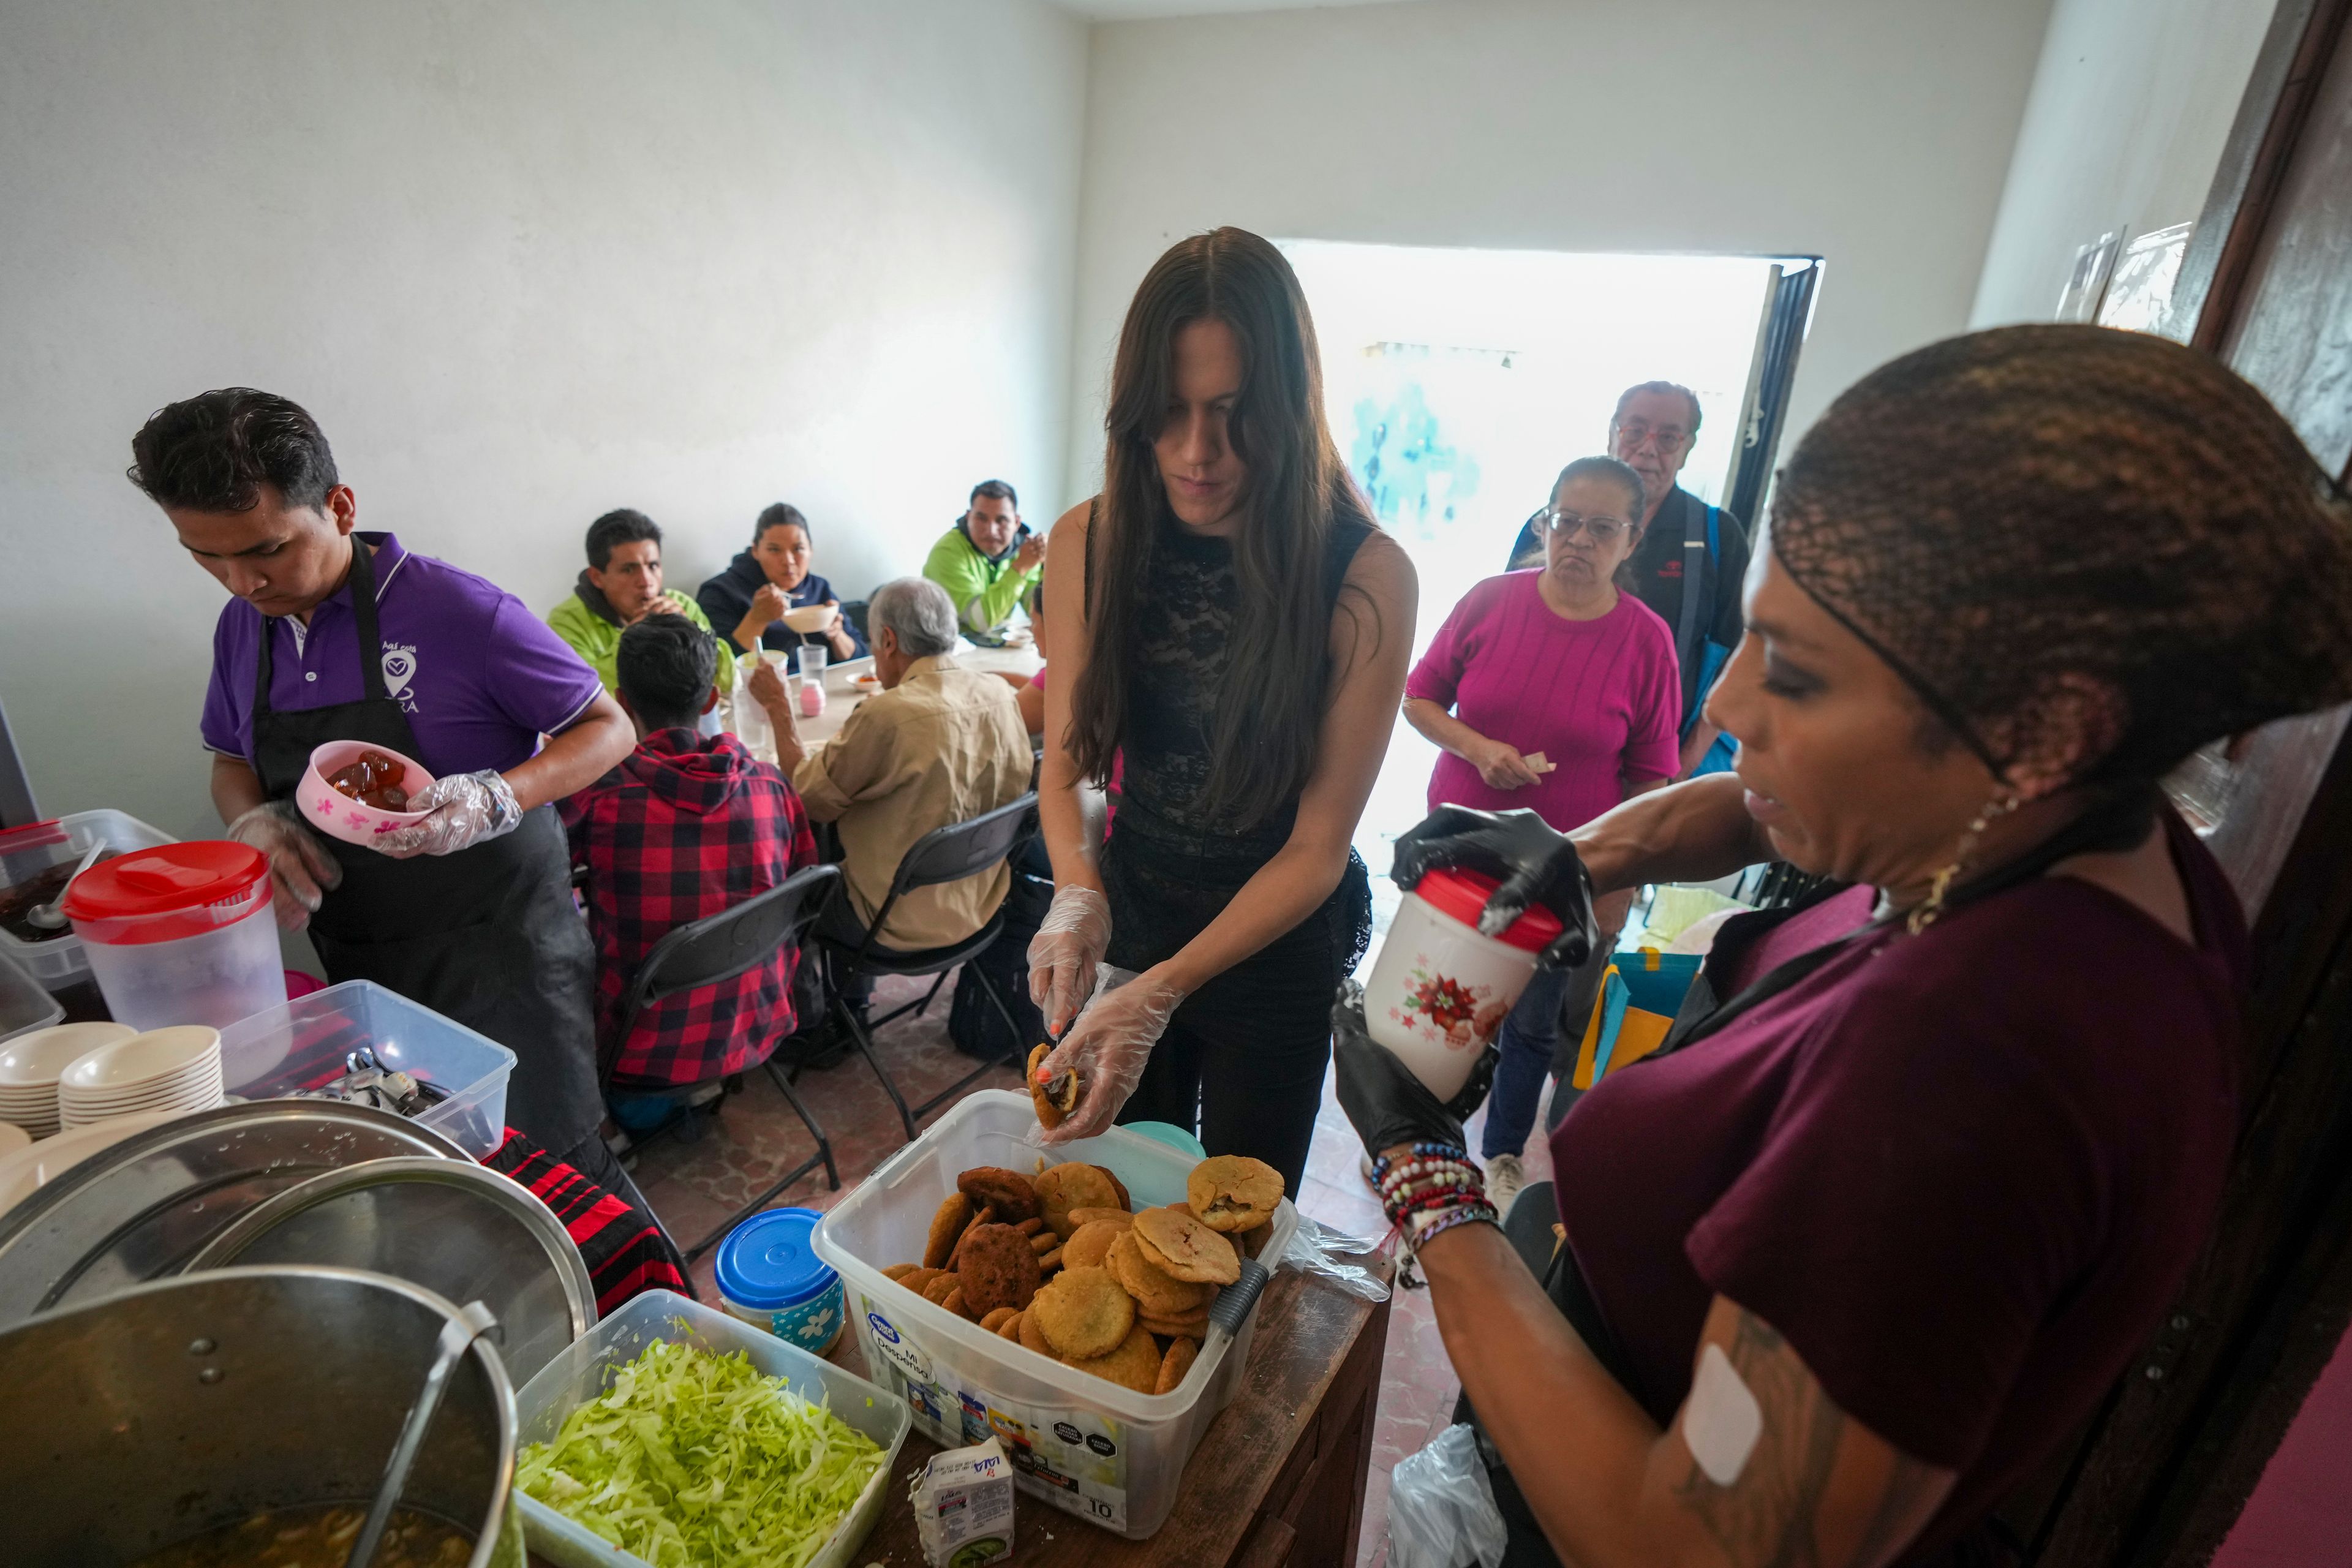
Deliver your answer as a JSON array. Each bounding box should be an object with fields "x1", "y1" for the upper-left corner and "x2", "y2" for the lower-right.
[{"x1": 770, "y1": 576, "x2": 1031, "y2": 951}]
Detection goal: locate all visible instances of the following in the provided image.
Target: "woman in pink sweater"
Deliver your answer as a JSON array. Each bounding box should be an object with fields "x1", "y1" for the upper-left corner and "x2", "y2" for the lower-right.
[{"x1": 1403, "y1": 456, "x2": 1681, "y2": 1204}]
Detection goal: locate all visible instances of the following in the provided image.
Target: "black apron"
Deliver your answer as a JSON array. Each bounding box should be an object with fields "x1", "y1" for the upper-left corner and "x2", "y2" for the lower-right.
[{"x1": 249, "y1": 542, "x2": 605, "y2": 1153}]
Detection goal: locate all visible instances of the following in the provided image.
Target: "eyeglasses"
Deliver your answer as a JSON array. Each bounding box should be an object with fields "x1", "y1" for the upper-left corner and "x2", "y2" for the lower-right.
[
  {"x1": 1541, "y1": 509, "x2": 1629, "y2": 546},
  {"x1": 1615, "y1": 421, "x2": 1689, "y2": 454}
]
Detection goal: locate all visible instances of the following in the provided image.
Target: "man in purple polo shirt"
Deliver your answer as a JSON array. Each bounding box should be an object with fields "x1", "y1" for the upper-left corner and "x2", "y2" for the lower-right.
[{"x1": 127, "y1": 388, "x2": 638, "y2": 1188}]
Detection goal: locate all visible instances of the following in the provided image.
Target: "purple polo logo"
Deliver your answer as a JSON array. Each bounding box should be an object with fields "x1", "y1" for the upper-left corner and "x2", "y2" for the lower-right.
[{"x1": 381, "y1": 644, "x2": 418, "y2": 703}]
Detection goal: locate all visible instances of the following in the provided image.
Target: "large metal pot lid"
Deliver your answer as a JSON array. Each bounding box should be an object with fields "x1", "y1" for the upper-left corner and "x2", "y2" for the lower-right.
[
  {"x1": 186, "y1": 1156, "x2": 595, "y2": 1385},
  {"x1": 0, "y1": 1099, "x2": 468, "y2": 1326}
]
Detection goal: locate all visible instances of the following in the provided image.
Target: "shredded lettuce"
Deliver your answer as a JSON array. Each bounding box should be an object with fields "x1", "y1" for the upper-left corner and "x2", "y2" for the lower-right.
[{"x1": 516, "y1": 1336, "x2": 885, "y2": 1568}]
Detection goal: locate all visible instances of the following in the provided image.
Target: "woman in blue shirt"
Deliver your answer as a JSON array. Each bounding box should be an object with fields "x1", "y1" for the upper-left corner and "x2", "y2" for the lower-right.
[{"x1": 696, "y1": 502, "x2": 867, "y2": 671}]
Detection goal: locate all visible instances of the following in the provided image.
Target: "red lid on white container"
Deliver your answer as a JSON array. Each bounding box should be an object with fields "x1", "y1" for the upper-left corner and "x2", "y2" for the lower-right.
[
  {"x1": 62, "y1": 842, "x2": 270, "y2": 942},
  {"x1": 1409, "y1": 866, "x2": 1566, "y2": 954}
]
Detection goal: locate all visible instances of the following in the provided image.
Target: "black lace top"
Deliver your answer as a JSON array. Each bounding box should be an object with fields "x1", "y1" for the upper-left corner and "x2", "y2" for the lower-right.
[{"x1": 1097, "y1": 511, "x2": 1376, "y2": 973}]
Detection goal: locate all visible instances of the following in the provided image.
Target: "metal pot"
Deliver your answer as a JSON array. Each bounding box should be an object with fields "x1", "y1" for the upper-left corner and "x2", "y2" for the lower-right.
[{"x1": 0, "y1": 1264, "x2": 515, "y2": 1568}]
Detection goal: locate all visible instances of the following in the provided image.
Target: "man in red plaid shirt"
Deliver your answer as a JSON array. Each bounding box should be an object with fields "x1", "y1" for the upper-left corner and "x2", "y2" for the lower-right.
[{"x1": 564, "y1": 614, "x2": 818, "y2": 1095}]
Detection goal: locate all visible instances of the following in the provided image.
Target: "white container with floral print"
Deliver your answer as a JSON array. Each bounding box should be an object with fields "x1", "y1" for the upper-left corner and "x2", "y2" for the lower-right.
[{"x1": 1365, "y1": 866, "x2": 1561, "y2": 1099}]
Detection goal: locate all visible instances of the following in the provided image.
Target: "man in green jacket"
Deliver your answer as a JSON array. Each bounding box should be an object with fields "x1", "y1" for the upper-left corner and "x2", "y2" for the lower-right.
[
  {"x1": 547, "y1": 509, "x2": 737, "y2": 695},
  {"x1": 921, "y1": 479, "x2": 1044, "y2": 639}
]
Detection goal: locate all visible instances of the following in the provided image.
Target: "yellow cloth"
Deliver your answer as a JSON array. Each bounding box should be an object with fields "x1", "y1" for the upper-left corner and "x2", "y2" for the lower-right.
[{"x1": 792, "y1": 654, "x2": 1032, "y2": 951}]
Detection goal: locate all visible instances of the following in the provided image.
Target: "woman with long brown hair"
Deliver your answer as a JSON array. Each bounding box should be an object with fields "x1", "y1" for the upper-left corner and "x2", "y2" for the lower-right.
[{"x1": 1025, "y1": 227, "x2": 1417, "y2": 1191}]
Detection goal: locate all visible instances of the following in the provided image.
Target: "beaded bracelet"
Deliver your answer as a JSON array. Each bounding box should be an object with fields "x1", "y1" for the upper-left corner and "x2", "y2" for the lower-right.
[
  {"x1": 1371, "y1": 1141, "x2": 1470, "y2": 1185},
  {"x1": 1410, "y1": 1204, "x2": 1498, "y2": 1249},
  {"x1": 1378, "y1": 1162, "x2": 1480, "y2": 1201}
]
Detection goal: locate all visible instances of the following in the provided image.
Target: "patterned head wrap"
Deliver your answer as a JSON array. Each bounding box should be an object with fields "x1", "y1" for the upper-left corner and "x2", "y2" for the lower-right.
[{"x1": 1770, "y1": 325, "x2": 2352, "y2": 787}]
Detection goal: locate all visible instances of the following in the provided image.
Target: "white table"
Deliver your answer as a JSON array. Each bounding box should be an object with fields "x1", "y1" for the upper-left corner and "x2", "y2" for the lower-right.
[{"x1": 726, "y1": 640, "x2": 1043, "y2": 760}]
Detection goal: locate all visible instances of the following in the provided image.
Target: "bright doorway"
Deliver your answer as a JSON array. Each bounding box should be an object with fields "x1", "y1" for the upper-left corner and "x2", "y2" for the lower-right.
[{"x1": 1276, "y1": 239, "x2": 1817, "y2": 943}]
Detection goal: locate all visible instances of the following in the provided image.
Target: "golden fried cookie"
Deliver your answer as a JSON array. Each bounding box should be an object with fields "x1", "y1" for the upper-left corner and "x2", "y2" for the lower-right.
[
  {"x1": 882, "y1": 1263, "x2": 919, "y2": 1283},
  {"x1": 1107, "y1": 1229, "x2": 1214, "y2": 1316},
  {"x1": 1155, "y1": 1336, "x2": 1199, "y2": 1395},
  {"x1": 1028, "y1": 1043, "x2": 1077, "y2": 1130},
  {"x1": 1064, "y1": 1322, "x2": 1161, "y2": 1395},
  {"x1": 1019, "y1": 1305, "x2": 1055, "y2": 1357},
  {"x1": 1139, "y1": 1309, "x2": 1209, "y2": 1339},
  {"x1": 922, "y1": 1272, "x2": 961, "y2": 1306},
  {"x1": 981, "y1": 1306, "x2": 1019, "y2": 1333},
  {"x1": 897, "y1": 1267, "x2": 947, "y2": 1297},
  {"x1": 1030, "y1": 1265, "x2": 1136, "y2": 1360},
  {"x1": 1133, "y1": 1205, "x2": 1240, "y2": 1286},
  {"x1": 1013, "y1": 1216, "x2": 1045, "y2": 1237},
  {"x1": 924, "y1": 1193, "x2": 974, "y2": 1270},
  {"x1": 1186, "y1": 1155, "x2": 1284, "y2": 1233},
  {"x1": 957, "y1": 1222, "x2": 1043, "y2": 1316},
  {"x1": 957, "y1": 1167, "x2": 1041, "y2": 1224},
  {"x1": 1037, "y1": 1163, "x2": 1128, "y2": 1240},
  {"x1": 1066, "y1": 1206, "x2": 1134, "y2": 1232},
  {"x1": 1236, "y1": 1219, "x2": 1275, "y2": 1261},
  {"x1": 1063, "y1": 1219, "x2": 1124, "y2": 1272},
  {"x1": 943, "y1": 1286, "x2": 975, "y2": 1319},
  {"x1": 997, "y1": 1310, "x2": 1027, "y2": 1343}
]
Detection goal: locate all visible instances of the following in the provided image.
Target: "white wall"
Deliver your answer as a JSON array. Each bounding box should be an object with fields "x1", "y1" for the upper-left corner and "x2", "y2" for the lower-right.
[
  {"x1": 0, "y1": 0, "x2": 1085, "y2": 840},
  {"x1": 1065, "y1": 0, "x2": 2054, "y2": 501},
  {"x1": 1970, "y1": 0, "x2": 2275, "y2": 328}
]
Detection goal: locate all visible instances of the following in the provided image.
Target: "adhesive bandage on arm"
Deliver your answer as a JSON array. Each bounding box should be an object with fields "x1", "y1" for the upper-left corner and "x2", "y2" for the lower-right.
[{"x1": 1683, "y1": 1341, "x2": 1765, "y2": 1487}]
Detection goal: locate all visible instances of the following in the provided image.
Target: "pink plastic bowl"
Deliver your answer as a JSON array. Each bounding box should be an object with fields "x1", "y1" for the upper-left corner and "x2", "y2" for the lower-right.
[{"x1": 295, "y1": 741, "x2": 438, "y2": 848}]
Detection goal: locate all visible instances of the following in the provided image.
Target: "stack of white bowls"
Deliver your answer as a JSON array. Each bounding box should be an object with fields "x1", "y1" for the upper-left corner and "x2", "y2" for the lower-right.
[
  {"x1": 0, "y1": 1022, "x2": 135, "y2": 1139},
  {"x1": 56, "y1": 1027, "x2": 224, "y2": 1129}
]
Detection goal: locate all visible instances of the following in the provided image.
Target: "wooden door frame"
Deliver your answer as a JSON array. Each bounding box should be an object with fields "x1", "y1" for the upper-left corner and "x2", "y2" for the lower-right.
[{"x1": 2020, "y1": 1, "x2": 2352, "y2": 1562}]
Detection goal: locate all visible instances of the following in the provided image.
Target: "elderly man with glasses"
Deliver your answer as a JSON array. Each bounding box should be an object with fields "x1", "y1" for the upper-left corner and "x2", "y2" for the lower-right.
[{"x1": 1510, "y1": 381, "x2": 1751, "y2": 777}]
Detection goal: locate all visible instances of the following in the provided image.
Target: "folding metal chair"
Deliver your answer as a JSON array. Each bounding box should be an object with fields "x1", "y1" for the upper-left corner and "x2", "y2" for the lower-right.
[
  {"x1": 813, "y1": 793, "x2": 1039, "y2": 1142},
  {"x1": 601, "y1": 862, "x2": 842, "y2": 1259}
]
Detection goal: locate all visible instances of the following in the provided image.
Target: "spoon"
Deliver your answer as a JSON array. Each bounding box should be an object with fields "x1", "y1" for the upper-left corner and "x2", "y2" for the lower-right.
[
  {"x1": 26, "y1": 842, "x2": 103, "y2": 930},
  {"x1": 344, "y1": 1300, "x2": 501, "y2": 1568}
]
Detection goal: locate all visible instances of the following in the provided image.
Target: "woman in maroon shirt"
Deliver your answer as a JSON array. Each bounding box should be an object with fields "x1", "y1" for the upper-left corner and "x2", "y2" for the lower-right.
[{"x1": 1335, "y1": 326, "x2": 2352, "y2": 1567}]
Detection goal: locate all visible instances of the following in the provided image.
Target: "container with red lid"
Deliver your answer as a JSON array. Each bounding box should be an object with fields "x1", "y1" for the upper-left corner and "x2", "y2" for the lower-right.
[
  {"x1": 61, "y1": 842, "x2": 287, "y2": 1030},
  {"x1": 1363, "y1": 865, "x2": 1562, "y2": 1099}
]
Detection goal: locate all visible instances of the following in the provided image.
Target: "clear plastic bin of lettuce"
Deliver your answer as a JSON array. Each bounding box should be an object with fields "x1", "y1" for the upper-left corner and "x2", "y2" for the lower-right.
[{"x1": 510, "y1": 1289, "x2": 909, "y2": 1568}]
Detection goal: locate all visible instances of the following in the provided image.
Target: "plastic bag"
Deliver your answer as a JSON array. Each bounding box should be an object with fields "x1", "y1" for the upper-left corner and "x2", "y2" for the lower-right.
[
  {"x1": 1387, "y1": 1423, "x2": 1509, "y2": 1568},
  {"x1": 1280, "y1": 1215, "x2": 1392, "y2": 1303}
]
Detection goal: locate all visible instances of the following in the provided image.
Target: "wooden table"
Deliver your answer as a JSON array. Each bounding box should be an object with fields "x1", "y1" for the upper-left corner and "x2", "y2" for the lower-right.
[
  {"x1": 840, "y1": 1256, "x2": 1395, "y2": 1567},
  {"x1": 730, "y1": 641, "x2": 1044, "y2": 758}
]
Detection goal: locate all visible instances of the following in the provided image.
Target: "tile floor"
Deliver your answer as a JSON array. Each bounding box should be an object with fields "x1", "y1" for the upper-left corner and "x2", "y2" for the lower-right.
[{"x1": 627, "y1": 970, "x2": 1556, "y2": 1568}]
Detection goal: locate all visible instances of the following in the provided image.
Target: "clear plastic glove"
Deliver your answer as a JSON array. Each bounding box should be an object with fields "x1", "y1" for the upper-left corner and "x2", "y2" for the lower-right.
[
  {"x1": 1027, "y1": 884, "x2": 1112, "y2": 1037},
  {"x1": 1332, "y1": 981, "x2": 1485, "y2": 1156},
  {"x1": 1392, "y1": 804, "x2": 1597, "y2": 969},
  {"x1": 227, "y1": 801, "x2": 344, "y2": 931},
  {"x1": 1035, "y1": 965, "x2": 1184, "y2": 1144},
  {"x1": 374, "y1": 769, "x2": 524, "y2": 859}
]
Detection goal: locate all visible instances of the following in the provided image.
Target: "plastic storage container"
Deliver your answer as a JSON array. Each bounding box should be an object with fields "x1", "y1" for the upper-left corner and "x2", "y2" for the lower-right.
[
  {"x1": 512, "y1": 1288, "x2": 908, "y2": 1568},
  {"x1": 813, "y1": 1090, "x2": 1300, "y2": 1539},
  {"x1": 0, "y1": 810, "x2": 177, "y2": 997},
  {"x1": 216, "y1": 979, "x2": 518, "y2": 1156},
  {"x1": 1362, "y1": 865, "x2": 1564, "y2": 1099},
  {"x1": 716, "y1": 1207, "x2": 846, "y2": 1356},
  {"x1": 61, "y1": 842, "x2": 285, "y2": 1031},
  {"x1": 0, "y1": 952, "x2": 65, "y2": 1049}
]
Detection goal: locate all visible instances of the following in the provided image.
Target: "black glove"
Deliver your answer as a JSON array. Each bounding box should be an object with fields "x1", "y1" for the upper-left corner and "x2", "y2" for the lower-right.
[
  {"x1": 1330, "y1": 982, "x2": 1493, "y2": 1158},
  {"x1": 1392, "y1": 804, "x2": 1597, "y2": 970}
]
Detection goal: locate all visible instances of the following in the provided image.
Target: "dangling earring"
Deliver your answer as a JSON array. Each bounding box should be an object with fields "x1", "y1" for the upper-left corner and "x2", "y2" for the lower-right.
[{"x1": 1908, "y1": 789, "x2": 2020, "y2": 936}]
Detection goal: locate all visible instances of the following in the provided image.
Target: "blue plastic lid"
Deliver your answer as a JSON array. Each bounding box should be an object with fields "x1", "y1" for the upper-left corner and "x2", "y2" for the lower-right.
[{"x1": 714, "y1": 1208, "x2": 837, "y2": 1311}]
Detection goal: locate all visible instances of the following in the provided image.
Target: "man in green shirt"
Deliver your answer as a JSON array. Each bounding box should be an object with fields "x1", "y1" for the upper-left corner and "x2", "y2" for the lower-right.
[
  {"x1": 546, "y1": 509, "x2": 737, "y2": 695},
  {"x1": 921, "y1": 478, "x2": 1044, "y2": 639}
]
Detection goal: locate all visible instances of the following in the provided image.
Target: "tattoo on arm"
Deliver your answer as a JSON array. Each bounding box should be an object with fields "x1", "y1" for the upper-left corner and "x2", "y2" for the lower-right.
[{"x1": 1668, "y1": 1309, "x2": 1943, "y2": 1568}]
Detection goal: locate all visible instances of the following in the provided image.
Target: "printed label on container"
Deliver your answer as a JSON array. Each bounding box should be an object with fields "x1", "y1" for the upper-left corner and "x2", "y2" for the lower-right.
[{"x1": 856, "y1": 1291, "x2": 1133, "y2": 1531}]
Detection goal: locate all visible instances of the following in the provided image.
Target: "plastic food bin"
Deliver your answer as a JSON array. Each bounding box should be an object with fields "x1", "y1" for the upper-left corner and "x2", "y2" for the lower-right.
[
  {"x1": 61, "y1": 842, "x2": 285, "y2": 1031},
  {"x1": 0, "y1": 810, "x2": 176, "y2": 997},
  {"x1": 511, "y1": 1289, "x2": 908, "y2": 1568},
  {"x1": 0, "y1": 951, "x2": 65, "y2": 1047},
  {"x1": 216, "y1": 979, "x2": 518, "y2": 1156},
  {"x1": 813, "y1": 1090, "x2": 1300, "y2": 1539}
]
